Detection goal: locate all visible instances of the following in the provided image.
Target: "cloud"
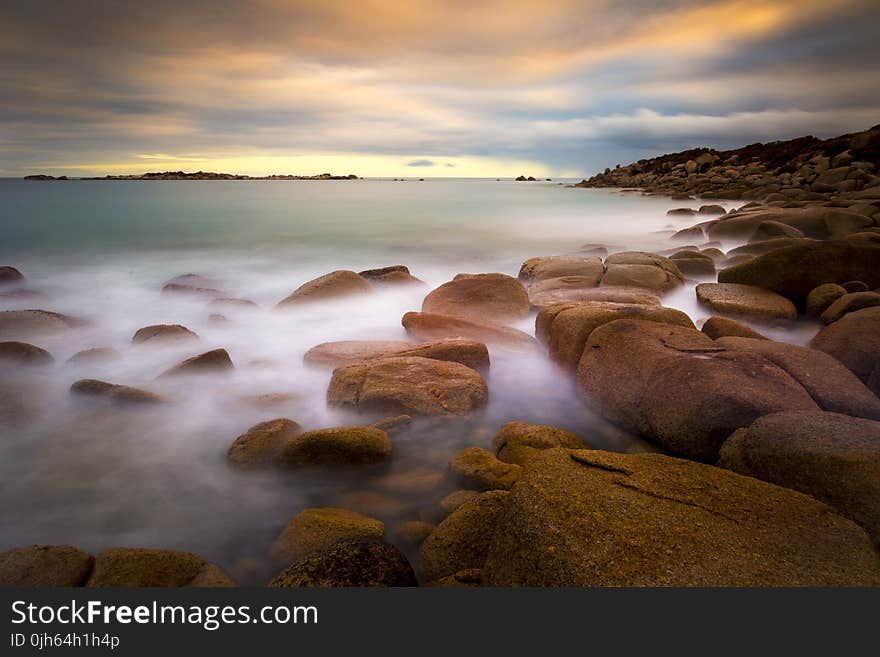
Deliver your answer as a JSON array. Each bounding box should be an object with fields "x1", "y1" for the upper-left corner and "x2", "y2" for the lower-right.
[{"x1": 406, "y1": 159, "x2": 435, "y2": 167}]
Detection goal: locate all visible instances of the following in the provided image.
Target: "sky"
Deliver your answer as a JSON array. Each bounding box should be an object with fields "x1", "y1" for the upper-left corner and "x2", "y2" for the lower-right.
[{"x1": 1, "y1": 0, "x2": 879, "y2": 178}]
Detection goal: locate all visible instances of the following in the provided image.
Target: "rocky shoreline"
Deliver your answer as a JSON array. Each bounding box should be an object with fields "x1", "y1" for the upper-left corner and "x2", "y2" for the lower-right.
[{"x1": 3, "y1": 128, "x2": 880, "y2": 588}]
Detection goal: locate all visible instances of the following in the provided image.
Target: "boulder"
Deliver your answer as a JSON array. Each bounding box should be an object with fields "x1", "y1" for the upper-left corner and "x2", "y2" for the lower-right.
[
  {"x1": 304, "y1": 338, "x2": 489, "y2": 371},
  {"x1": 715, "y1": 336, "x2": 880, "y2": 420},
  {"x1": 517, "y1": 256, "x2": 604, "y2": 285},
  {"x1": 579, "y1": 320, "x2": 819, "y2": 460},
  {"x1": 419, "y1": 490, "x2": 509, "y2": 582},
  {"x1": 695, "y1": 283, "x2": 797, "y2": 322},
  {"x1": 269, "y1": 539, "x2": 416, "y2": 587},
  {"x1": 698, "y1": 204, "x2": 726, "y2": 215},
  {"x1": 528, "y1": 282, "x2": 659, "y2": 310},
  {"x1": 87, "y1": 548, "x2": 234, "y2": 587},
  {"x1": 0, "y1": 266, "x2": 25, "y2": 285},
  {"x1": 438, "y1": 490, "x2": 480, "y2": 516},
  {"x1": 718, "y1": 241, "x2": 880, "y2": 305},
  {"x1": 750, "y1": 220, "x2": 805, "y2": 241},
  {"x1": 0, "y1": 310, "x2": 81, "y2": 339},
  {"x1": 448, "y1": 447, "x2": 522, "y2": 491},
  {"x1": 131, "y1": 324, "x2": 198, "y2": 344},
  {"x1": 67, "y1": 347, "x2": 121, "y2": 365},
  {"x1": 277, "y1": 426, "x2": 392, "y2": 466},
  {"x1": 543, "y1": 302, "x2": 695, "y2": 370},
  {"x1": 820, "y1": 291, "x2": 880, "y2": 324},
  {"x1": 491, "y1": 421, "x2": 588, "y2": 465},
  {"x1": 708, "y1": 207, "x2": 874, "y2": 241},
  {"x1": 806, "y1": 283, "x2": 848, "y2": 317},
  {"x1": 402, "y1": 311, "x2": 537, "y2": 350},
  {"x1": 160, "y1": 349, "x2": 234, "y2": 377},
  {"x1": 669, "y1": 252, "x2": 716, "y2": 277},
  {"x1": 358, "y1": 265, "x2": 423, "y2": 285},
  {"x1": 601, "y1": 264, "x2": 682, "y2": 292},
  {"x1": 720, "y1": 411, "x2": 880, "y2": 544},
  {"x1": 0, "y1": 341, "x2": 53, "y2": 366},
  {"x1": 700, "y1": 316, "x2": 768, "y2": 340},
  {"x1": 70, "y1": 379, "x2": 166, "y2": 405},
  {"x1": 227, "y1": 418, "x2": 302, "y2": 467},
  {"x1": 481, "y1": 449, "x2": 880, "y2": 586},
  {"x1": 842, "y1": 280, "x2": 870, "y2": 293},
  {"x1": 0, "y1": 545, "x2": 93, "y2": 586},
  {"x1": 270, "y1": 508, "x2": 385, "y2": 564},
  {"x1": 810, "y1": 307, "x2": 880, "y2": 395},
  {"x1": 277, "y1": 270, "x2": 372, "y2": 307},
  {"x1": 421, "y1": 273, "x2": 530, "y2": 322},
  {"x1": 162, "y1": 274, "x2": 224, "y2": 296},
  {"x1": 328, "y1": 356, "x2": 488, "y2": 417}
]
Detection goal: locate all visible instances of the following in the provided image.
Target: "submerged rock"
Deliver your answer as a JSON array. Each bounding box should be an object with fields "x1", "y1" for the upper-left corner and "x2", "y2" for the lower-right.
[
  {"x1": 421, "y1": 273, "x2": 530, "y2": 322},
  {"x1": 719, "y1": 411, "x2": 880, "y2": 544},
  {"x1": 0, "y1": 545, "x2": 94, "y2": 586},
  {"x1": 86, "y1": 547, "x2": 234, "y2": 587},
  {"x1": 448, "y1": 447, "x2": 522, "y2": 491},
  {"x1": 131, "y1": 323, "x2": 199, "y2": 344},
  {"x1": 270, "y1": 508, "x2": 385, "y2": 565},
  {"x1": 327, "y1": 356, "x2": 488, "y2": 417},
  {"x1": 402, "y1": 311, "x2": 537, "y2": 350},
  {"x1": 0, "y1": 341, "x2": 53, "y2": 366},
  {"x1": 481, "y1": 449, "x2": 880, "y2": 586},
  {"x1": 160, "y1": 348, "x2": 234, "y2": 377},
  {"x1": 227, "y1": 418, "x2": 302, "y2": 467},
  {"x1": 696, "y1": 283, "x2": 797, "y2": 322},
  {"x1": 277, "y1": 426, "x2": 392, "y2": 466},
  {"x1": 276, "y1": 270, "x2": 372, "y2": 307},
  {"x1": 269, "y1": 539, "x2": 416, "y2": 587},
  {"x1": 70, "y1": 379, "x2": 166, "y2": 405}
]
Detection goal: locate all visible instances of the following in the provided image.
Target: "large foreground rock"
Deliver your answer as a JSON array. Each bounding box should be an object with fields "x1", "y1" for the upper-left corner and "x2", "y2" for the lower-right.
[
  {"x1": 810, "y1": 307, "x2": 880, "y2": 395},
  {"x1": 328, "y1": 356, "x2": 488, "y2": 417},
  {"x1": 718, "y1": 241, "x2": 880, "y2": 304},
  {"x1": 270, "y1": 508, "x2": 385, "y2": 564},
  {"x1": 481, "y1": 449, "x2": 880, "y2": 586},
  {"x1": 86, "y1": 548, "x2": 234, "y2": 587},
  {"x1": 719, "y1": 411, "x2": 880, "y2": 544},
  {"x1": 696, "y1": 283, "x2": 797, "y2": 322},
  {"x1": 304, "y1": 338, "x2": 489, "y2": 371},
  {"x1": 269, "y1": 539, "x2": 416, "y2": 587},
  {"x1": 0, "y1": 545, "x2": 94, "y2": 586},
  {"x1": 277, "y1": 270, "x2": 372, "y2": 307},
  {"x1": 421, "y1": 273, "x2": 529, "y2": 322},
  {"x1": 402, "y1": 311, "x2": 537, "y2": 350},
  {"x1": 579, "y1": 320, "x2": 819, "y2": 460},
  {"x1": 448, "y1": 447, "x2": 522, "y2": 491}
]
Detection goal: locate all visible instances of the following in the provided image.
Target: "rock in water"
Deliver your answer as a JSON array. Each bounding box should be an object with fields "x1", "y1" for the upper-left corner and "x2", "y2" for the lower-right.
[
  {"x1": 421, "y1": 273, "x2": 530, "y2": 322},
  {"x1": 131, "y1": 324, "x2": 199, "y2": 344},
  {"x1": 518, "y1": 256, "x2": 604, "y2": 285},
  {"x1": 270, "y1": 508, "x2": 385, "y2": 565},
  {"x1": 719, "y1": 411, "x2": 880, "y2": 544},
  {"x1": 70, "y1": 379, "x2": 166, "y2": 405},
  {"x1": 0, "y1": 310, "x2": 81, "y2": 339},
  {"x1": 269, "y1": 539, "x2": 416, "y2": 587},
  {"x1": 401, "y1": 311, "x2": 537, "y2": 350},
  {"x1": 481, "y1": 449, "x2": 880, "y2": 586},
  {"x1": 0, "y1": 266, "x2": 25, "y2": 285},
  {"x1": 327, "y1": 356, "x2": 488, "y2": 416},
  {"x1": 0, "y1": 341, "x2": 54, "y2": 366},
  {"x1": 86, "y1": 548, "x2": 234, "y2": 587},
  {"x1": 276, "y1": 270, "x2": 372, "y2": 307},
  {"x1": 810, "y1": 307, "x2": 880, "y2": 396},
  {"x1": 579, "y1": 319, "x2": 818, "y2": 460},
  {"x1": 700, "y1": 316, "x2": 768, "y2": 340},
  {"x1": 0, "y1": 545, "x2": 94, "y2": 586},
  {"x1": 696, "y1": 283, "x2": 797, "y2": 322},
  {"x1": 448, "y1": 447, "x2": 522, "y2": 491},
  {"x1": 358, "y1": 265, "x2": 423, "y2": 285},
  {"x1": 491, "y1": 421, "x2": 589, "y2": 465},
  {"x1": 227, "y1": 418, "x2": 302, "y2": 467},
  {"x1": 277, "y1": 426, "x2": 392, "y2": 466},
  {"x1": 304, "y1": 338, "x2": 489, "y2": 371},
  {"x1": 67, "y1": 347, "x2": 121, "y2": 364},
  {"x1": 160, "y1": 349, "x2": 234, "y2": 377}
]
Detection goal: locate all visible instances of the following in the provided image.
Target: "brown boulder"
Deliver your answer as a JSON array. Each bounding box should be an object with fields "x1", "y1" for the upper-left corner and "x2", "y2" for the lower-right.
[
  {"x1": 269, "y1": 539, "x2": 416, "y2": 587},
  {"x1": 601, "y1": 264, "x2": 682, "y2": 292},
  {"x1": 0, "y1": 266, "x2": 25, "y2": 285},
  {"x1": 421, "y1": 273, "x2": 529, "y2": 322},
  {"x1": 491, "y1": 421, "x2": 588, "y2": 465},
  {"x1": 87, "y1": 548, "x2": 234, "y2": 587},
  {"x1": 696, "y1": 283, "x2": 797, "y2": 322},
  {"x1": 161, "y1": 274, "x2": 224, "y2": 297},
  {"x1": 0, "y1": 310, "x2": 81, "y2": 339},
  {"x1": 481, "y1": 449, "x2": 880, "y2": 586},
  {"x1": 806, "y1": 283, "x2": 848, "y2": 317},
  {"x1": 700, "y1": 316, "x2": 768, "y2": 340},
  {"x1": 402, "y1": 311, "x2": 536, "y2": 350},
  {"x1": 131, "y1": 324, "x2": 198, "y2": 344},
  {"x1": 160, "y1": 349, "x2": 233, "y2": 377},
  {"x1": 277, "y1": 270, "x2": 372, "y2": 307},
  {"x1": 70, "y1": 379, "x2": 166, "y2": 405},
  {"x1": 328, "y1": 356, "x2": 488, "y2": 417},
  {"x1": 0, "y1": 545, "x2": 93, "y2": 586},
  {"x1": 0, "y1": 341, "x2": 53, "y2": 366},
  {"x1": 278, "y1": 426, "x2": 392, "y2": 466},
  {"x1": 528, "y1": 282, "x2": 659, "y2": 310},
  {"x1": 579, "y1": 320, "x2": 819, "y2": 460},
  {"x1": 227, "y1": 418, "x2": 302, "y2": 467},
  {"x1": 270, "y1": 508, "x2": 384, "y2": 564},
  {"x1": 820, "y1": 291, "x2": 880, "y2": 324},
  {"x1": 669, "y1": 251, "x2": 716, "y2": 277},
  {"x1": 810, "y1": 307, "x2": 880, "y2": 395},
  {"x1": 358, "y1": 265, "x2": 423, "y2": 285},
  {"x1": 518, "y1": 256, "x2": 604, "y2": 285},
  {"x1": 448, "y1": 447, "x2": 522, "y2": 491},
  {"x1": 304, "y1": 338, "x2": 489, "y2": 371},
  {"x1": 67, "y1": 347, "x2": 121, "y2": 365}
]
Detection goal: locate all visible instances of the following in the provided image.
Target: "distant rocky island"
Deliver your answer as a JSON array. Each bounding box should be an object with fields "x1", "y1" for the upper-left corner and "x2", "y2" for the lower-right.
[{"x1": 24, "y1": 171, "x2": 359, "y2": 181}]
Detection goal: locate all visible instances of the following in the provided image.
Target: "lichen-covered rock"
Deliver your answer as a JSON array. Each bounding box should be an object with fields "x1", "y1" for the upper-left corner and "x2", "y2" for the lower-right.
[
  {"x1": 327, "y1": 356, "x2": 488, "y2": 417},
  {"x1": 481, "y1": 449, "x2": 880, "y2": 586},
  {"x1": 270, "y1": 508, "x2": 385, "y2": 564},
  {"x1": 87, "y1": 548, "x2": 234, "y2": 587},
  {"x1": 448, "y1": 447, "x2": 522, "y2": 491},
  {"x1": 277, "y1": 426, "x2": 392, "y2": 466},
  {"x1": 269, "y1": 539, "x2": 416, "y2": 587},
  {"x1": 396, "y1": 520, "x2": 435, "y2": 549},
  {"x1": 491, "y1": 421, "x2": 588, "y2": 465},
  {"x1": 0, "y1": 545, "x2": 94, "y2": 586},
  {"x1": 277, "y1": 270, "x2": 372, "y2": 307},
  {"x1": 227, "y1": 418, "x2": 302, "y2": 467},
  {"x1": 0, "y1": 341, "x2": 54, "y2": 366},
  {"x1": 719, "y1": 411, "x2": 880, "y2": 544},
  {"x1": 421, "y1": 273, "x2": 530, "y2": 322}
]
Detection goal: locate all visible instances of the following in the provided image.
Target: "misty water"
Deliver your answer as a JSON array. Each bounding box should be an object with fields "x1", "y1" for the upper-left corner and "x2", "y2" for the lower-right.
[{"x1": 1, "y1": 177, "x2": 758, "y2": 582}]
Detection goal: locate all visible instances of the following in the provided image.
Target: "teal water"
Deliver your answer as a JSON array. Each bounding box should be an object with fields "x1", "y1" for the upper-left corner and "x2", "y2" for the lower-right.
[{"x1": 0, "y1": 178, "x2": 731, "y2": 583}]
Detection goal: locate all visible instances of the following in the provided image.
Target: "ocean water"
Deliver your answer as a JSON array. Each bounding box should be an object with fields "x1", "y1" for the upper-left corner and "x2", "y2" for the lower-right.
[{"x1": 0, "y1": 178, "x2": 742, "y2": 583}]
